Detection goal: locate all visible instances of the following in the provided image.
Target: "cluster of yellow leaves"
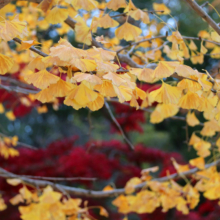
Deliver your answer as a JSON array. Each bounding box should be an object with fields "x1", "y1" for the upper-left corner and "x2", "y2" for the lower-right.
[
  {"x1": 113, "y1": 157, "x2": 219, "y2": 215},
  {"x1": 8, "y1": 184, "x2": 108, "y2": 220},
  {"x1": 21, "y1": 38, "x2": 149, "y2": 111},
  {"x1": 195, "y1": 166, "x2": 220, "y2": 201},
  {"x1": 113, "y1": 178, "x2": 200, "y2": 215},
  {"x1": 0, "y1": 135, "x2": 19, "y2": 159}
]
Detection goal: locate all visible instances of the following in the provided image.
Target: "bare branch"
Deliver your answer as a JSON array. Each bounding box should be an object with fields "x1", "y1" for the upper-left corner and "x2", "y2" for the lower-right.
[
  {"x1": 104, "y1": 101, "x2": 134, "y2": 150},
  {"x1": 0, "y1": 83, "x2": 38, "y2": 94},
  {"x1": 0, "y1": 159, "x2": 219, "y2": 198},
  {"x1": 3, "y1": 174, "x2": 97, "y2": 181},
  {"x1": 184, "y1": 0, "x2": 220, "y2": 35},
  {"x1": 106, "y1": 98, "x2": 204, "y2": 125}
]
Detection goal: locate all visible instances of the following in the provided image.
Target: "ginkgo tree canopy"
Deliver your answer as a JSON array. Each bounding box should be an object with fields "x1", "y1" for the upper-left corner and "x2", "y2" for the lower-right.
[{"x1": 1, "y1": 0, "x2": 220, "y2": 219}]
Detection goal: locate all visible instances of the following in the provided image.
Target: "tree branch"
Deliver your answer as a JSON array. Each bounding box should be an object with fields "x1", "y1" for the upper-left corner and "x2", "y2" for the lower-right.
[
  {"x1": 104, "y1": 101, "x2": 134, "y2": 150},
  {"x1": 184, "y1": 0, "x2": 220, "y2": 35},
  {"x1": 0, "y1": 159, "x2": 219, "y2": 198},
  {"x1": 117, "y1": 35, "x2": 220, "y2": 54},
  {"x1": 13, "y1": 38, "x2": 48, "y2": 57}
]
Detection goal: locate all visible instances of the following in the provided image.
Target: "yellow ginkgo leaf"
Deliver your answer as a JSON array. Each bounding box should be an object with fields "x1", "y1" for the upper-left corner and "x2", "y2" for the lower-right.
[
  {"x1": 125, "y1": 177, "x2": 141, "y2": 194},
  {"x1": 91, "y1": 47, "x2": 116, "y2": 61},
  {"x1": 97, "y1": 14, "x2": 119, "y2": 28},
  {"x1": 0, "y1": 103, "x2": 4, "y2": 113},
  {"x1": 99, "y1": 207, "x2": 109, "y2": 217},
  {"x1": 28, "y1": 57, "x2": 47, "y2": 71},
  {"x1": 47, "y1": 79, "x2": 74, "y2": 97},
  {"x1": 189, "y1": 157, "x2": 205, "y2": 170},
  {"x1": 71, "y1": 0, "x2": 98, "y2": 11},
  {"x1": 178, "y1": 91, "x2": 202, "y2": 110},
  {"x1": 211, "y1": 31, "x2": 220, "y2": 43},
  {"x1": 5, "y1": 111, "x2": 16, "y2": 121},
  {"x1": 152, "y1": 61, "x2": 179, "y2": 79},
  {"x1": 193, "y1": 140, "x2": 211, "y2": 158},
  {"x1": 37, "y1": 105, "x2": 48, "y2": 113},
  {"x1": 198, "y1": 74, "x2": 212, "y2": 91},
  {"x1": 94, "y1": 80, "x2": 117, "y2": 97},
  {"x1": 177, "y1": 79, "x2": 202, "y2": 93},
  {"x1": 1, "y1": 18, "x2": 27, "y2": 41},
  {"x1": 124, "y1": 0, "x2": 137, "y2": 12},
  {"x1": 25, "y1": 69, "x2": 59, "y2": 89},
  {"x1": 10, "y1": 194, "x2": 24, "y2": 205},
  {"x1": 129, "y1": 9, "x2": 149, "y2": 24},
  {"x1": 34, "y1": 88, "x2": 55, "y2": 103},
  {"x1": 197, "y1": 92, "x2": 218, "y2": 112},
  {"x1": 198, "y1": 30, "x2": 210, "y2": 39},
  {"x1": 186, "y1": 112, "x2": 200, "y2": 127},
  {"x1": 64, "y1": 96, "x2": 84, "y2": 110},
  {"x1": 74, "y1": 16, "x2": 91, "y2": 45},
  {"x1": 18, "y1": 40, "x2": 40, "y2": 51},
  {"x1": 0, "y1": 4, "x2": 16, "y2": 17},
  {"x1": 201, "y1": 41, "x2": 208, "y2": 54},
  {"x1": 72, "y1": 73, "x2": 102, "y2": 85},
  {"x1": 0, "y1": 197, "x2": 6, "y2": 211},
  {"x1": 115, "y1": 22, "x2": 142, "y2": 41},
  {"x1": 11, "y1": 136, "x2": 18, "y2": 146},
  {"x1": 96, "y1": 61, "x2": 118, "y2": 73},
  {"x1": 153, "y1": 3, "x2": 170, "y2": 15},
  {"x1": 103, "y1": 185, "x2": 114, "y2": 191},
  {"x1": 106, "y1": 0, "x2": 127, "y2": 11},
  {"x1": 138, "y1": 68, "x2": 156, "y2": 83},
  {"x1": 46, "y1": 7, "x2": 69, "y2": 24},
  {"x1": 200, "y1": 120, "x2": 220, "y2": 137},
  {"x1": 191, "y1": 51, "x2": 204, "y2": 64},
  {"x1": 113, "y1": 85, "x2": 133, "y2": 103},
  {"x1": 204, "y1": 186, "x2": 220, "y2": 200},
  {"x1": 49, "y1": 38, "x2": 88, "y2": 61},
  {"x1": 71, "y1": 59, "x2": 97, "y2": 72},
  {"x1": 149, "y1": 82, "x2": 182, "y2": 104},
  {"x1": 87, "y1": 93, "x2": 104, "y2": 111},
  {"x1": 172, "y1": 159, "x2": 189, "y2": 173},
  {"x1": 65, "y1": 83, "x2": 98, "y2": 107},
  {"x1": 189, "y1": 133, "x2": 201, "y2": 146},
  {"x1": 150, "y1": 103, "x2": 179, "y2": 124},
  {"x1": 189, "y1": 40, "x2": 197, "y2": 51},
  {"x1": 7, "y1": 178, "x2": 22, "y2": 186},
  {"x1": 135, "y1": 87, "x2": 147, "y2": 100},
  {"x1": 0, "y1": 54, "x2": 14, "y2": 75},
  {"x1": 103, "y1": 72, "x2": 130, "y2": 87}
]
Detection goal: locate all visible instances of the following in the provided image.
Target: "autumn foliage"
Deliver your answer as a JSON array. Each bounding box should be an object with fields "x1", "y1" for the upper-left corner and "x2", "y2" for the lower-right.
[{"x1": 1, "y1": 0, "x2": 220, "y2": 219}]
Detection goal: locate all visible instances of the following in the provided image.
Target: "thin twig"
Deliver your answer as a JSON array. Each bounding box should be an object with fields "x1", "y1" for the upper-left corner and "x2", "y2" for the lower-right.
[
  {"x1": 0, "y1": 174, "x2": 97, "y2": 181},
  {"x1": 110, "y1": 10, "x2": 164, "y2": 18},
  {"x1": 104, "y1": 101, "x2": 134, "y2": 150},
  {"x1": 117, "y1": 35, "x2": 220, "y2": 54}
]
